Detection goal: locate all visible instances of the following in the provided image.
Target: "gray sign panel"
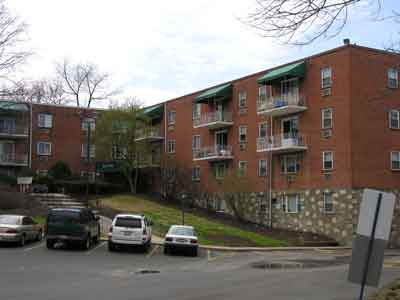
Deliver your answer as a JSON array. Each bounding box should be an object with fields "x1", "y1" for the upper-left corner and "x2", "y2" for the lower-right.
[
  {"x1": 348, "y1": 235, "x2": 387, "y2": 287},
  {"x1": 356, "y1": 189, "x2": 395, "y2": 241}
]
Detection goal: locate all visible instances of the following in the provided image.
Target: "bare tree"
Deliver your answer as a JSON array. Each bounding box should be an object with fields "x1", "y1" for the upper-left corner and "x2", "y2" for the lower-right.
[
  {"x1": 0, "y1": 0, "x2": 30, "y2": 75},
  {"x1": 243, "y1": 0, "x2": 385, "y2": 45},
  {"x1": 12, "y1": 79, "x2": 66, "y2": 104},
  {"x1": 56, "y1": 59, "x2": 116, "y2": 107}
]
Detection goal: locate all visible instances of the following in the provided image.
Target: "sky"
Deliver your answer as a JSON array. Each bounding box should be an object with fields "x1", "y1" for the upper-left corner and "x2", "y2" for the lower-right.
[{"x1": 7, "y1": 0, "x2": 400, "y2": 107}]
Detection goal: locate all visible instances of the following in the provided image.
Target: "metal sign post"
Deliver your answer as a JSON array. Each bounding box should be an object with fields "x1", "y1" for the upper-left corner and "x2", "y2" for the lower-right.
[{"x1": 348, "y1": 189, "x2": 396, "y2": 300}]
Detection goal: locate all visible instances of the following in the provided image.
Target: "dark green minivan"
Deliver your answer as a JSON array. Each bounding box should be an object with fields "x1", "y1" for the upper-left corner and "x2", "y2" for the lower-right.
[{"x1": 45, "y1": 208, "x2": 100, "y2": 250}]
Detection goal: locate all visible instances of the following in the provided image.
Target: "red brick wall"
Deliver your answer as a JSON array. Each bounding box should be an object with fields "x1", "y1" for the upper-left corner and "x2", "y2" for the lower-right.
[
  {"x1": 349, "y1": 47, "x2": 400, "y2": 188},
  {"x1": 31, "y1": 104, "x2": 97, "y2": 175}
]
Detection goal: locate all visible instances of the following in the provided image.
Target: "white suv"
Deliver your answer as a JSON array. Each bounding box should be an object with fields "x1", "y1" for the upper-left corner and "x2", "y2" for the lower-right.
[{"x1": 108, "y1": 214, "x2": 152, "y2": 252}]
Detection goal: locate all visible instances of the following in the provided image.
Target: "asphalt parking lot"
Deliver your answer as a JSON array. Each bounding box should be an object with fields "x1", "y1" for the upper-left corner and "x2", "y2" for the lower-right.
[{"x1": 1, "y1": 240, "x2": 399, "y2": 300}]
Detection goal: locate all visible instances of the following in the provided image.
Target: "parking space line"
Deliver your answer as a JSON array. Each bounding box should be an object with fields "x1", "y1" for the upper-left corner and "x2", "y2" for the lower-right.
[
  {"x1": 146, "y1": 245, "x2": 159, "y2": 259},
  {"x1": 86, "y1": 241, "x2": 106, "y2": 255},
  {"x1": 23, "y1": 242, "x2": 45, "y2": 252}
]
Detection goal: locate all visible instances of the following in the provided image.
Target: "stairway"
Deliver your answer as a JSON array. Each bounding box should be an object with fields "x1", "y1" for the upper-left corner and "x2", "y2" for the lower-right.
[{"x1": 30, "y1": 193, "x2": 86, "y2": 209}]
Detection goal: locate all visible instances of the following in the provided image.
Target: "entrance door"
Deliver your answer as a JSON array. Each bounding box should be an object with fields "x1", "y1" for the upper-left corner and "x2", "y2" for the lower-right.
[
  {"x1": 281, "y1": 78, "x2": 299, "y2": 104},
  {"x1": 215, "y1": 131, "x2": 228, "y2": 152},
  {"x1": 0, "y1": 141, "x2": 15, "y2": 162},
  {"x1": 215, "y1": 102, "x2": 224, "y2": 121},
  {"x1": 281, "y1": 118, "x2": 299, "y2": 146}
]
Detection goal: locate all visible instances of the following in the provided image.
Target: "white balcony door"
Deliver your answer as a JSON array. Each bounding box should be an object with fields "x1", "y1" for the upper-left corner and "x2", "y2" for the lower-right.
[
  {"x1": 215, "y1": 102, "x2": 224, "y2": 121},
  {"x1": 281, "y1": 78, "x2": 299, "y2": 104},
  {"x1": 0, "y1": 141, "x2": 15, "y2": 161},
  {"x1": 281, "y1": 117, "x2": 299, "y2": 146},
  {"x1": 215, "y1": 130, "x2": 228, "y2": 152}
]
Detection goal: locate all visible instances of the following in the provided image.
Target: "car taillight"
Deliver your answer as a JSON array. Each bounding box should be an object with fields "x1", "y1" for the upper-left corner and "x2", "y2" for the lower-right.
[
  {"x1": 190, "y1": 239, "x2": 197, "y2": 244},
  {"x1": 165, "y1": 237, "x2": 173, "y2": 242},
  {"x1": 6, "y1": 229, "x2": 18, "y2": 234},
  {"x1": 109, "y1": 226, "x2": 113, "y2": 233},
  {"x1": 143, "y1": 228, "x2": 147, "y2": 235}
]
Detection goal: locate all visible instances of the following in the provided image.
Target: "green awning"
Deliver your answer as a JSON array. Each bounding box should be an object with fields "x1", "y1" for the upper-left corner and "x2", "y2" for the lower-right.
[
  {"x1": 257, "y1": 61, "x2": 306, "y2": 84},
  {"x1": 141, "y1": 103, "x2": 164, "y2": 119},
  {"x1": 195, "y1": 83, "x2": 232, "y2": 103},
  {"x1": 96, "y1": 161, "x2": 121, "y2": 173},
  {"x1": 0, "y1": 101, "x2": 29, "y2": 112}
]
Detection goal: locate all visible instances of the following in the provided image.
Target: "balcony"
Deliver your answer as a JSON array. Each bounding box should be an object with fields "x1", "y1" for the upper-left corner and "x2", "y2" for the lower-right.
[
  {"x1": 135, "y1": 127, "x2": 164, "y2": 142},
  {"x1": 257, "y1": 134, "x2": 307, "y2": 154},
  {"x1": 0, "y1": 126, "x2": 29, "y2": 138},
  {"x1": 257, "y1": 94, "x2": 307, "y2": 117},
  {"x1": 193, "y1": 111, "x2": 233, "y2": 130},
  {"x1": 193, "y1": 145, "x2": 234, "y2": 162},
  {"x1": 0, "y1": 153, "x2": 28, "y2": 166}
]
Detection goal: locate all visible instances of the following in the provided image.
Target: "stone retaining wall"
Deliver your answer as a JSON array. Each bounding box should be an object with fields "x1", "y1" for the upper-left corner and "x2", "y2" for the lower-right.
[{"x1": 193, "y1": 188, "x2": 400, "y2": 247}]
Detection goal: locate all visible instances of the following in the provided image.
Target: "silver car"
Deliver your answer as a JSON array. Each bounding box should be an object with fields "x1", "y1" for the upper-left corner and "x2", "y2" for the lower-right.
[
  {"x1": 164, "y1": 225, "x2": 198, "y2": 256},
  {"x1": 0, "y1": 215, "x2": 43, "y2": 246}
]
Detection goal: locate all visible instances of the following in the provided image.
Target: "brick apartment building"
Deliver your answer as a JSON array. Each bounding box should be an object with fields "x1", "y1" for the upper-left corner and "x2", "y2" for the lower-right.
[{"x1": 0, "y1": 42, "x2": 399, "y2": 246}]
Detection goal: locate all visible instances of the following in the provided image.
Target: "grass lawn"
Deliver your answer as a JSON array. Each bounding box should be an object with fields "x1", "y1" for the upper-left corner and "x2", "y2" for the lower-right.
[
  {"x1": 95, "y1": 194, "x2": 286, "y2": 247},
  {"x1": 33, "y1": 216, "x2": 46, "y2": 225}
]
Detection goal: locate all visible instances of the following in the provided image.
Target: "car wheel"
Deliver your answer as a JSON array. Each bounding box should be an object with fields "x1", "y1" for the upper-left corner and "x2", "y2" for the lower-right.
[
  {"x1": 108, "y1": 241, "x2": 115, "y2": 252},
  {"x1": 36, "y1": 230, "x2": 43, "y2": 242},
  {"x1": 46, "y1": 239, "x2": 54, "y2": 249},
  {"x1": 82, "y1": 235, "x2": 91, "y2": 250},
  {"x1": 19, "y1": 234, "x2": 26, "y2": 247},
  {"x1": 93, "y1": 229, "x2": 100, "y2": 244},
  {"x1": 163, "y1": 245, "x2": 169, "y2": 255},
  {"x1": 192, "y1": 247, "x2": 198, "y2": 257},
  {"x1": 143, "y1": 240, "x2": 151, "y2": 253}
]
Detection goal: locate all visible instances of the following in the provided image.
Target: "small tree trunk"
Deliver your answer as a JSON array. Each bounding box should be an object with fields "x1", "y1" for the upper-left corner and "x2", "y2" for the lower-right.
[
  {"x1": 133, "y1": 167, "x2": 139, "y2": 194},
  {"x1": 127, "y1": 174, "x2": 135, "y2": 194}
]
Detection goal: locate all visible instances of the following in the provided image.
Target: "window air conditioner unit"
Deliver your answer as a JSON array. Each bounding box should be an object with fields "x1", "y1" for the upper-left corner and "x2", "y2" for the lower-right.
[
  {"x1": 322, "y1": 129, "x2": 332, "y2": 139},
  {"x1": 321, "y1": 87, "x2": 332, "y2": 97}
]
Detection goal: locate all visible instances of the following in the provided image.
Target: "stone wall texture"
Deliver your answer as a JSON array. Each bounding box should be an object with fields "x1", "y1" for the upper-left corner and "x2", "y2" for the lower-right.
[{"x1": 193, "y1": 188, "x2": 400, "y2": 248}]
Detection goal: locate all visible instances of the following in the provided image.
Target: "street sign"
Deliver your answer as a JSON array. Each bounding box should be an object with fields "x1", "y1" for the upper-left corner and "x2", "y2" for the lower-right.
[{"x1": 348, "y1": 189, "x2": 396, "y2": 300}]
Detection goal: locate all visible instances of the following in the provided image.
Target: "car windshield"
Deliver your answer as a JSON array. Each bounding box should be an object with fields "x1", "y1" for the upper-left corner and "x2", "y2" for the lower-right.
[
  {"x1": 0, "y1": 215, "x2": 20, "y2": 225},
  {"x1": 115, "y1": 217, "x2": 142, "y2": 228},
  {"x1": 48, "y1": 211, "x2": 80, "y2": 223},
  {"x1": 169, "y1": 227, "x2": 195, "y2": 236}
]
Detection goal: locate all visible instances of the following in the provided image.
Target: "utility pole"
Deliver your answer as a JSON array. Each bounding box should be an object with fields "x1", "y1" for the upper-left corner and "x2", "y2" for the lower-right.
[{"x1": 86, "y1": 121, "x2": 91, "y2": 208}]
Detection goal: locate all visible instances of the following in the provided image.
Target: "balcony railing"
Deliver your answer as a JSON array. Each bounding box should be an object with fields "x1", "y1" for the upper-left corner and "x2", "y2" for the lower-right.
[
  {"x1": 0, "y1": 153, "x2": 28, "y2": 166},
  {"x1": 193, "y1": 145, "x2": 233, "y2": 161},
  {"x1": 135, "y1": 127, "x2": 164, "y2": 141},
  {"x1": 193, "y1": 111, "x2": 233, "y2": 129},
  {"x1": 257, "y1": 134, "x2": 307, "y2": 153},
  {"x1": 0, "y1": 126, "x2": 29, "y2": 137},
  {"x1": 257, "y1": 94, "x2": 307, "y2": 116}
]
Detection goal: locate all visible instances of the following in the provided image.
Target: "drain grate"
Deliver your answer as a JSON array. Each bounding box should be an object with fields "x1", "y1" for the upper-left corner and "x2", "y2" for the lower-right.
[{"x1": 136, "y1": 269, "x2": 160, "y2": 275}]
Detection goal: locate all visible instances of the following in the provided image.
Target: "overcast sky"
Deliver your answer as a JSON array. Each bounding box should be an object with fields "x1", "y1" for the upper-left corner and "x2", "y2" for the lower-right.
[{"x1": 8, "y1": 0, "x2": 400, "y2": 107}]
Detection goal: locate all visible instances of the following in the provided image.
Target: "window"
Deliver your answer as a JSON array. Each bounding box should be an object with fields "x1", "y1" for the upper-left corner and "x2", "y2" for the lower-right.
[
  {"x1": 38, "y1": 113, "x2": 53, "y2": 129},
  {"x1": 321, "y1": 67, "x2": 332, "y2": 88},
  {"x1": 192, "y1": 103, "x2": 201, "y2": 120},
  {"x1": 323, "y1": 151, "x2": 333, "y2": 171},
  {"x1": 238, "y1": 161, "x2": 247, "y2": 177},
  {"x1": 168, "y1": 110, "x2": 176, "y2": 125},
  {"x1": 215, "y1": 163, "x2": 226, "y2": 179},
  {"x1": 36, "y1": 170, "x2": 48, "y2": 177},
  {"x1": 112, "y1": 146, "x2": 127, "y2": 160},
  {"x1": 0, "y1": 118, "x2": 16, "y2": 133},
  {"x1": 322, "y1": 108, "x2": 333, "y2": 129},
  {"x1": 168, "y1": 140, "x2": 176, "y2": 154},
  {"x1": 80, "y1": 171, "x2": 96, "y2": 182},
  {"x1": 258, "y1": 85, "x2": 267, "y2": 109},
  {"x1": 391, "y1": 151, "x2": 400, "y2": 170},
  {"x1": 389, "y1": 110, "x2": 400, "y2": 129},
  {"x1": 281, "y1": 155, "x2": 300, "y2": 174},
  {"x1": 239, "y1": 125, "x2": 247, "y2": 143},
  {"x1": 192, "y1": 135, "x2": 201, "y2": 150},
  {"x1": 259, "y1": 122, "x2": 268, "y2": 138},
  {"x1": 238, "y1": 90, "x2": 247, "y2": 109},
  {"x1": 285, "y1": 194, "x2": 299, "y2": 213},
  {"x1": 82, "y1": 118, "x2": 96, "y2": 131},
  {"x1": 37, "y1": 142, "x2": 52, "y2": 156},
  {"x1": 323, "y1": 192, "x2": 334, "y2": 213},
  {"x1": 192, "y1": 166, "x2": 200, "y2": 181},
  {"x1": 388, "y1": 67, "x2": 398, "y2": 89},
  {"x1": 259, "y1": 159, "x2": 267, "y2": 176},
  {"x1": 81, "y1": 144, "x2": 95, "y2": 159}
]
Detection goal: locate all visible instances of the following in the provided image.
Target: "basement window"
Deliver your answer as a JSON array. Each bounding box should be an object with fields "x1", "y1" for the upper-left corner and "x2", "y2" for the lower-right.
[{"x1": 323, "y1": 192, "x2": 334, "y2": 214}]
